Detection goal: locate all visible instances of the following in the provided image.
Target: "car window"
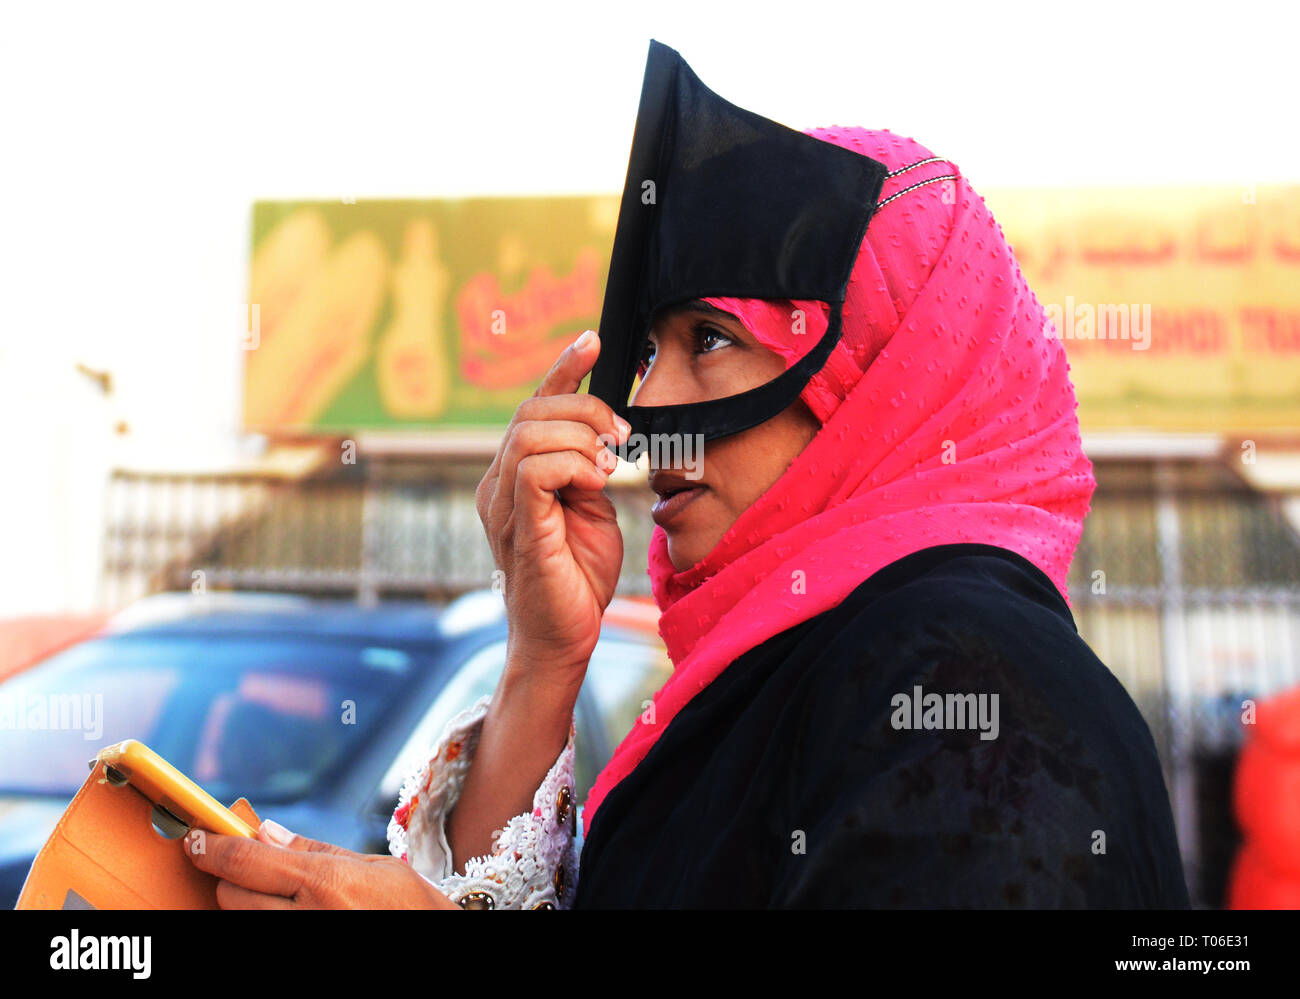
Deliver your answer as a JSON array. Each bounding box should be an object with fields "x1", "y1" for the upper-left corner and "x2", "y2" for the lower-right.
[
  {"x1": 374, "y1": 633, "x2": 671, "y2": 817},
  {"x1": 0, "y1": 634, "x2": 416, "y2": 804},
  {"x1": 376, "y1": 640, "x2": 507, "y2": 801},
  {"x1": 581, "y1": 636, "x2": 673, "y2": 755}
]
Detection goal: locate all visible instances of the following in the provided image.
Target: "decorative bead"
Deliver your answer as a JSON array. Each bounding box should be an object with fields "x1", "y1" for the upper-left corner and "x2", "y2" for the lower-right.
[{"x1": 556, "y1": 785, "x2": 573, "y2": 829}]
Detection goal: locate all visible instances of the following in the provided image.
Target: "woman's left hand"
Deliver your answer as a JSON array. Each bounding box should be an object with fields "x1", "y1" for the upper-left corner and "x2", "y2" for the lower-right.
[{"x1": 183, "y1": 819, "x2": 461, "y2": 909}]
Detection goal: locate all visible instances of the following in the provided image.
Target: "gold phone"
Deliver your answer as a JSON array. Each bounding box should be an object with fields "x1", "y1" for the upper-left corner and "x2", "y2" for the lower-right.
[{"x1": 94, "y1": 739, "x2": 257, "y2": 839}]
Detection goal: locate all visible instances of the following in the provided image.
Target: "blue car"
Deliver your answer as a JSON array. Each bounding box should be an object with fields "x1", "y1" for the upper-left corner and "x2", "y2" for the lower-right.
[{"x1": 0, "y1": 590, "x2": 669, "y2": 907}]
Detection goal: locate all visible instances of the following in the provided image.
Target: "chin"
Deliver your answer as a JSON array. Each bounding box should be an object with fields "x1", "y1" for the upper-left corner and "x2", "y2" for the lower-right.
[
  {"x1": 664, "y1": 527, "x2": 721, "y2": 573},
  {"x1": 662, "y1": 533, "x2": 697, "y2": 572},
  {"x1": 656, "y1": 493, "x2": 726, "y2": 570}
]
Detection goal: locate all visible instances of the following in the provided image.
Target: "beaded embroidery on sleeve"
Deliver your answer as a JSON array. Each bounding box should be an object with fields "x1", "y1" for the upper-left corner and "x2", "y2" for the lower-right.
[{"x1": 387, "y1": 693, "x2": 579, "y2": 909}]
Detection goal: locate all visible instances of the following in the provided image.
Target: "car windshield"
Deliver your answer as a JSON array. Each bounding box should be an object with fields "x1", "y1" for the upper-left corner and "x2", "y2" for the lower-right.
[{"x1": 0, "y1": 632, "x2": 419, "y2": 803}]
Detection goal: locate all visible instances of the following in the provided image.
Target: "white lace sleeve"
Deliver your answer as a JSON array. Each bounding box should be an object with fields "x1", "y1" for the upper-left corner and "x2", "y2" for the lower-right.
[{"x1": 386, "y1": 693, "x2": 579, "y2": 909}]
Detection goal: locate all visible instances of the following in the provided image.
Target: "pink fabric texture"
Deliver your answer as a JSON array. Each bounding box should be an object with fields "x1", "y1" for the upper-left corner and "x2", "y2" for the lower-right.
[{"x1": 581, "y1": 127, "x2": 1097, "y2": 837}]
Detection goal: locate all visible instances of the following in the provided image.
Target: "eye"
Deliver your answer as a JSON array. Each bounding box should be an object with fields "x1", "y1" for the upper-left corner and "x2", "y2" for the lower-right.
[
  {"x1": 636, "y1": 339, "x2": 654, "y2": 378},
  {"x1": 636, "y1": 322, "x2": 735, "y2": 378},
  {"x1": 694, "y1": 323, "x2": 734, "y2": 354}
]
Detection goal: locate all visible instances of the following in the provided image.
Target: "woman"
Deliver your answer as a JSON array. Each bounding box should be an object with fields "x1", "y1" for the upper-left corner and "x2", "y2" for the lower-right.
[{"x1": 186, "y1": 124, "x2": 1189, "y2": 909}]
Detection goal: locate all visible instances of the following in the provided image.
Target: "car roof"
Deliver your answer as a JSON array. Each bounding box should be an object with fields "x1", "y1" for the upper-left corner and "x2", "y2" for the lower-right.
[
  {"x1": 103, "y1": 593, "x2": 451, "y2": 645},
  {"x1": 95, "y1": 590, "x2": 662, "y2": 647}
]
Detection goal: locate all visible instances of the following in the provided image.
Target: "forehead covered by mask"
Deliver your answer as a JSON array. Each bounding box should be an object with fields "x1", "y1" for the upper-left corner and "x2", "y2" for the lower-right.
[{"x1": 586, "y1": 39, "x2": 889, "y2": 461}]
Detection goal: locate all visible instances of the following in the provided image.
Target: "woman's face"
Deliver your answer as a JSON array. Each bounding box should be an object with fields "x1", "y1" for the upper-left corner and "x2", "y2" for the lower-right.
[{"x1": 631, "y1": 299, "x2": 821, "y2": 571}]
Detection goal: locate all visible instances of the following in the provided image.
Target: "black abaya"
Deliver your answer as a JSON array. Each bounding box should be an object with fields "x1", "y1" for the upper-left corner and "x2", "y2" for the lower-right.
[{"x1": 573, "y1": 543, "x2": 1190, "y2": 908}]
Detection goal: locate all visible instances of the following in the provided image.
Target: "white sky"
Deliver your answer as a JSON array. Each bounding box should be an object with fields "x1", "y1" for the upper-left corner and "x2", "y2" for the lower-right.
[{"x1": 0, "y1": 0, "x2": 1296, "y2": 612}]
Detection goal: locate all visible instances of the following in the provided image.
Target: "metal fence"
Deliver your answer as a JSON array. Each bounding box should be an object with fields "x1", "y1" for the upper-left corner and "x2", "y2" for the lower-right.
[
  {"x1": 100, "y1": 458, "x2": 660, "y2": 607},
  {"x1": 99, "y1": 453, "x2": 1300, "y2": 907},
  {"x1": 1065, "y1": 459, "x2": 1300, "y2": 907}
]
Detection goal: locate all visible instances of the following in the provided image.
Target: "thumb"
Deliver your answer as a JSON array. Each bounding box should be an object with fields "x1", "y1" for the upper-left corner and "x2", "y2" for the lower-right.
[{"x1": 257, "y1": 818, "x2": 356, "y2": 857}]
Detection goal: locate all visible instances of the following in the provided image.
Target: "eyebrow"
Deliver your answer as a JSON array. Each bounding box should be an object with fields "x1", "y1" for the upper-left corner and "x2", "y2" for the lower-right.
[{"x1": 652, "y1": 298, "x2": 739, "y2": 323}]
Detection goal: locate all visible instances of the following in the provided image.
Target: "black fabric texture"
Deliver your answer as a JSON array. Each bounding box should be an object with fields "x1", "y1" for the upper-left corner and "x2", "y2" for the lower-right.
[
  {"x1": 587, "y1": 39, "x2": 888, "y2": 457},
  {"x1": 573, "y1": 543, "x2": 1190, "y2": 909}
]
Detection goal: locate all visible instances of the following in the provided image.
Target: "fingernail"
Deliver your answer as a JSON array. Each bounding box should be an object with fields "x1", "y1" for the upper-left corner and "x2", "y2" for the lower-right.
[
  {"x1": 573, "y1": 329, "x2": 594, "y2": 351},
  {"x1": 615, "y1": 416, "x2": 631, "y2": 441},
  {"x1": 261, "y1": 819, "x2": 294, "y2": 846}
]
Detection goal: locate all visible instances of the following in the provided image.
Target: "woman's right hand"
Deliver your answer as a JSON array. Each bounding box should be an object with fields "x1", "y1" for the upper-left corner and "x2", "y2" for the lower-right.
[{"x1": 475, "y1": 328, "x2": 630, "y2": 684}]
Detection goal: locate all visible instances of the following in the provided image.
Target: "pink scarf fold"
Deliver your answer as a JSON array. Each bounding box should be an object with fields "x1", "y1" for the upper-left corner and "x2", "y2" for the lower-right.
[{"x1": 582, "y1": 127, "x2": 1097, "y2": 836}]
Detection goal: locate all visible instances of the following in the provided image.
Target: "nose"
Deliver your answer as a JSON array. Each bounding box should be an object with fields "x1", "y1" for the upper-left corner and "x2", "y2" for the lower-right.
[
  {"x1": 629, "y1": 363, "x2": 666, "y2": 409},
  {"x1": 629, "y1": 340, "x2": 693, "y2": 409}
]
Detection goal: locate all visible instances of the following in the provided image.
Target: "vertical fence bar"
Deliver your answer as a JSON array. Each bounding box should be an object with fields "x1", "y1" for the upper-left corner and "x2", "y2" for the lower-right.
[{"x1": 1155, "y1": 460, "x2": 1200, "y2": 904}]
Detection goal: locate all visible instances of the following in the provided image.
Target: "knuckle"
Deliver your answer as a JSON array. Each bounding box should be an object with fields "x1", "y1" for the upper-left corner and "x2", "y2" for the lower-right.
[
  {"x1": 590, "y1": 399, "x2": 617, "y2": 433},
  {"x1": 219, "y1": 836, "x2": 255, "y2": 874},
  {"x1": 512, "y1": 420, "x2": 540, "y2": 451},
  {"x1": 191, "y1": 833, "x2": 227, "y2": 872},
  {"x1": 587, "y1": 423, "x2": 613, "y2": 453},
  {"x1": 309, "y1": 858, "x2": 346, "y2": 905},
  {"x1": 214, "y1": 879, "x2": 237, "y2": 909}
]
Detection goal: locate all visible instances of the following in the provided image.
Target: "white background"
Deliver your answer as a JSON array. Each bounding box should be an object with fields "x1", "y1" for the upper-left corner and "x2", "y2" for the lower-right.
[{"x1": 1, "y1": 0, "x2": 1296, "y2": 612}]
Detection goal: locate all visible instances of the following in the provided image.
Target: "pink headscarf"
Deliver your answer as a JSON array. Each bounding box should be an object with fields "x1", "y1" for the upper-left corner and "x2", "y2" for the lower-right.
[{"x1": 582, "y1": 127, "x2": 1097, "y2": 836}]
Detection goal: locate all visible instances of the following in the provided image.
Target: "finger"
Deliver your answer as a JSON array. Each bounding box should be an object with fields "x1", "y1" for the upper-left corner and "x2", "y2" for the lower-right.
[
  {"x1": 492, "y1": 419, "x2": 618, "y2": 524},
  {"x1": 258, "y1": 819, "x2": 358, "y2": 858},
  {"x1": 184, "y1": 829, "x2": 310, "y2": 899},
  {"x1": 215, "y1": 878, "x2": 295, "y2": 910},
  {"x1": 488, "y1": 388, "x2": 625, "y2": 497},
  {"x1": 488, "y1": 397, "x2": 627, "y2": 513},
  {"x1": 480, "y1": 333, "x2": 616, "y2": 521},
  {"x1": 532, "y1": 328, "x2": 600, "y2": 400},
  {"x1": 513, "y1": 451, "x2": 610, "y2": 540},
  {"x1": 514, "y1": 392, "x2": 627, "y2": 442},
  {"x1": 485, "y1": 329, "x2": 598, "y2": 487}
]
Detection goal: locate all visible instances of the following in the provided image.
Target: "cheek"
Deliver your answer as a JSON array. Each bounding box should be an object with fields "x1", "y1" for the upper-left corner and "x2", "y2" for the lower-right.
[
  {"x1": 699, "y1": 346, "x2": 786, "y2": 399},
  {"x1": 693, "y1": 405, "x2": 818, "y2": 518},
  {"x1": 696, "y1": 438, "x2": 735, "y2": 501},
  {"x1": 699, "y1": 435, "x2": 768, "y2": 513},
  {"x1": 726, "y1": 419, "x2": 813, "y2": 500}
]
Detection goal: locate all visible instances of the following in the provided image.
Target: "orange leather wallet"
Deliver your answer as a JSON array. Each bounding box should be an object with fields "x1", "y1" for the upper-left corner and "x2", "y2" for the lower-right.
[{"x1": 16, "y1": 740, "x2": 261, "y2": 909}]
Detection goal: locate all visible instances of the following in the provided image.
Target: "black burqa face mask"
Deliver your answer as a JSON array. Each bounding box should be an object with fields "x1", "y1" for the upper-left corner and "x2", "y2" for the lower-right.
[{"x1": 587, "y1": 39, "x2": 889, "y2": 463}]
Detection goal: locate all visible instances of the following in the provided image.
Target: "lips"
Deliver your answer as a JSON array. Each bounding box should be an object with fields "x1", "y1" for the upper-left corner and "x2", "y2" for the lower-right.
[
  {"x1": 649, "y1": 470, "x2": 707, "y2": 527},
  {"x1": 651, "y1": 484, "x2": 705, "y2": 525}
]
